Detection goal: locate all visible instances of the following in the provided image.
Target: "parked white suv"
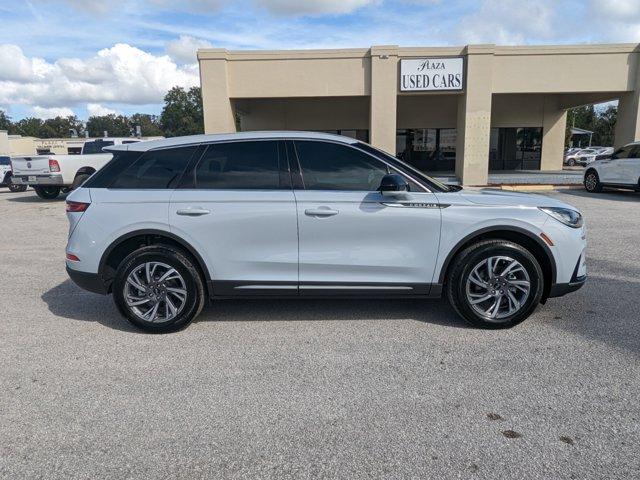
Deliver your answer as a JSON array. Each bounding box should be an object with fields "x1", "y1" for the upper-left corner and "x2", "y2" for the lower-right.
[
  {"x1": 584, "y1": 142, "x2": 640, "y2": 192},
  {"x1": 65, "y1": 132, "x2": 587, "y2": 332}
]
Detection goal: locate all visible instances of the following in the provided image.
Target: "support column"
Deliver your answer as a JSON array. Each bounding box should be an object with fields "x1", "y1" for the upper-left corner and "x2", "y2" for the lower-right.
[
  {"x1": 369, "y1": 45, "x2": 399, "y2": 155},
  {"x1": 198, "y1": 49, "x2": 236, "y2": 134},
  {"x1": 540, "y1": 96, "x2": 567, "y2": 171},
  {"x1": 0, "y1": 130, "x2": 8, "y2": 155},
  {"x1": 615, "y1": 91, "x2": 640, "y2": 148},
  {"x1": 456, "y1": 45, "x2": 494, "y2": 186}
]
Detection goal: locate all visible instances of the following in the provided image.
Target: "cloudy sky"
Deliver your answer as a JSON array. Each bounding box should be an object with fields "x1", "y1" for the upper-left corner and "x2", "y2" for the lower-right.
[{"x1": 1, "y1": 0, "x2": 639, "y2": 120}]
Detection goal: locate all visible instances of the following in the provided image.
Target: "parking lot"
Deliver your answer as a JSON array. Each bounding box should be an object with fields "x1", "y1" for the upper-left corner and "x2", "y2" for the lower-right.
[{"x1": 1, "y1": 187, "x2": 638, "y2": 479}]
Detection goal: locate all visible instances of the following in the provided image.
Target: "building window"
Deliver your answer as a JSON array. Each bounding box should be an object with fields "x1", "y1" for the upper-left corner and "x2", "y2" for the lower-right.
[
  {"x1": 489, "y1": 127, "x2": 542, "y2": 170},
  {"x1": 396, "y1": 128, "x2": 456, "y2": 172}
]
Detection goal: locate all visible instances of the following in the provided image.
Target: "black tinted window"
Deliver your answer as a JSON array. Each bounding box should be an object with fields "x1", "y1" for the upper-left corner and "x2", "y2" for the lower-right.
[
  {"x1": 195, "y1": 141, "x2": 281, "y2": 189},
  {"x1": 0, "y1": 156, "x2": 10, "y2": 165},
  {"x1": 83, "y1": 140, "x2": 115, "y2": 154},
  {"x1": 110, "y1": 147, "x2": 196, "y2": 189},
  {"x1": 295, "y1": 141, "x2": 389, "y2": 191}
]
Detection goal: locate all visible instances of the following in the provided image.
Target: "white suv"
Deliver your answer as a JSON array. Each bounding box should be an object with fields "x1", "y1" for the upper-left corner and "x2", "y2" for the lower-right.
[
  {"x1": 65, "y1": 132, "x2": 587, "y2": 332},
  {"x1": 584, "y1": 142, "x2": 640, "y2": 193}
]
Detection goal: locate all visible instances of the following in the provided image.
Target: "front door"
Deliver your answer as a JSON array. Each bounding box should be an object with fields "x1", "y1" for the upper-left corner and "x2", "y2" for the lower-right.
[
  {"x1": 169, "y1": 140, "x2": 299, "y2": 296},
  {"x1": 291, "y1": 139, "x2": 442, "y2": 296}
]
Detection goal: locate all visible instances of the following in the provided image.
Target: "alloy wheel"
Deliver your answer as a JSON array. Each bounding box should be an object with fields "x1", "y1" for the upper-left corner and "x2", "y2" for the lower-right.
[
  {"x1": 465, "y1": 256, "x2": 531, "y2": 322},
  {"x1": 585, "y1": 173, "x2": 598, "y2": 191},
  {"x1": 124, "y1": 261, "x2": 188, "y2": 323}
]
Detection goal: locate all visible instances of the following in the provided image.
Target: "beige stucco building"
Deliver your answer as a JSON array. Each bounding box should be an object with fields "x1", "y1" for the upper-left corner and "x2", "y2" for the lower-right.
[{"x1": 198, "y1": 43, "x2": 640, "y2": 185}]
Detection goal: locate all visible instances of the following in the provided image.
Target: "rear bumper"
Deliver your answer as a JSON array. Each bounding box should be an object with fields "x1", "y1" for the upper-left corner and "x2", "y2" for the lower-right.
[
  {"x1": 66, "y1": 266, "x2": 108, "y2": 295},
  {"x1": 12, "y1": 174, "x2": 64, "y2": 186}
]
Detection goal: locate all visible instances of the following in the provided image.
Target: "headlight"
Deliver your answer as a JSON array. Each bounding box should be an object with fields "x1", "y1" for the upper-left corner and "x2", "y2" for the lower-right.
[{"x1": 539, "y1": 207, "x2": 583, "y2": 228}]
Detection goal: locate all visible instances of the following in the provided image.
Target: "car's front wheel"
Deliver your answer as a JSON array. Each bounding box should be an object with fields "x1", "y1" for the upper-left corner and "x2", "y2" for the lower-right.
[
  {"x1": 113, "y1": 245, "x2": 206, "y2": 333},
  {"x1": 584, "y1": 170, "x2": 602, "y2": 192},
  {"x1": 446, "y1": 240, "x2": 544, "y2": 329},
  {"x1": 33, "y1": 186, "x2": 61, "y2": 199}
]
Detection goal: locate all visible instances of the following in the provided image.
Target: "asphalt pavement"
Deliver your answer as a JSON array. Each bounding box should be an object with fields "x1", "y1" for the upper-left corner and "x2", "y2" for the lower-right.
[{"x1": 0, "y1": 187, "x2": 638, "y2": 479}]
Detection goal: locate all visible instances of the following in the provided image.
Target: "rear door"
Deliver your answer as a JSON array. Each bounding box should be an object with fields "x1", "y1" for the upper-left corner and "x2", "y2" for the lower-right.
[
  {"x1": 291, "y1": 139, "x2": 442, "y2": 295},
  {"x1": 169, "y1": 140, "x2": 298, "y2": 296}
]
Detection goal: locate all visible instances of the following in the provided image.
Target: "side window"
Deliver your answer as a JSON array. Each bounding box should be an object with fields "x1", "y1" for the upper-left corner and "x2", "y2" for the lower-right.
[
  {"x1": 83, "y1": 140, "x2": 115, "y2": 154},
  {"x1": 627, "y1": 146, "x2": 640, "y2": 159},
  {"x1": 294, "y1": 140, "x2": 389, "y2": 191},
  {"x1": 110, "y1": 146, "x2": 197, "y2": 189},
  {"x1": 194, "y1": 141, "x2": 282, "y2": 190},
  {"x1": 612, "y1": 147, "x2": 632, "y2": 160}
]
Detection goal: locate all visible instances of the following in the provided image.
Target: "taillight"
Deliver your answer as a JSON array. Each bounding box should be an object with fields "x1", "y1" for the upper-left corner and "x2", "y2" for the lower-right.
[
  {"x1": 66, "y1": 201, "x2": 90, "y2": 212},
  {"x1": 49, "y1": 158, "x2": 60, "y2": 172}
]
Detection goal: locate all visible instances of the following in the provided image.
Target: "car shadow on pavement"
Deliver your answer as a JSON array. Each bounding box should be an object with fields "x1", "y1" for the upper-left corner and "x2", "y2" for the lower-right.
[
  {"x1": 559, "y1": 188, "x2": 639, "y2": 202},
  {"x1": 7, "y1": 195, "x2": 67, "y2": 203},
  {"x1": 547, "y1": 260, "x2": 640, "y2": 357},
  {"x1": 42, "y1": 279, "x2": 468, "y2": 332}
]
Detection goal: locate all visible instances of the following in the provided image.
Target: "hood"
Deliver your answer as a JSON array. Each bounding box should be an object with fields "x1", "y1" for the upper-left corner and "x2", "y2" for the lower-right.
[{"x1": 453, "y1": 188, "x2": 576, "y2": 209}]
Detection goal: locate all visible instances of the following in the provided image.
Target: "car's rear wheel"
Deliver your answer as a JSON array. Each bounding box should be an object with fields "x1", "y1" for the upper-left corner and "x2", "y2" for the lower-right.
[
  {"x1": 113, "y1": 245, "x2": 205, "y2": 333},
  {"x1": 567, "y1": 158, "x2": 576, "y2": 166},
  {"x1": 446, "y1": 240, "x2": 544, "y2": 329},
  {"x1": 8, "y1": 183, "x2": 27, "y2": 192},
  {"x1": 584, "y1": 170, "x2": 602, "y2": 192},
  {"x1": 33, "y1": 186, "x2": 60, "y2": 199}
]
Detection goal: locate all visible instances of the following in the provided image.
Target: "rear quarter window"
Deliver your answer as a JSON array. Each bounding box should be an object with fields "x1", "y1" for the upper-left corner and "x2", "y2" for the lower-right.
[{"x1": 109, "y1": 146, "x2": 198, "y2": 189}]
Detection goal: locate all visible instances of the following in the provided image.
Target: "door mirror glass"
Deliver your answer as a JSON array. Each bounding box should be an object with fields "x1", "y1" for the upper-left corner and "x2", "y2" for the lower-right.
[{"x1": 378, "y1": 173, "x2": 408, "y2": 196}]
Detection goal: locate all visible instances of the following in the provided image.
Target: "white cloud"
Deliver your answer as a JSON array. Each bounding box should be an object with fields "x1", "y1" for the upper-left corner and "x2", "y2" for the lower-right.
[
  {"x1": 0, "y1": 43, "x2": 199, "y2": 110},
  {"x1": 29, "y1": 106, "x2": 75, "y2": 119},
  {"x1": 86, "y1": 103, "x2": 120, "y2": 117},
  {"x1": 456, "y1": 0, "x2": 556, "y2": 44},
  {"x1": 255, "y1": 0, "x2": 378, "y2": 15},
  {"x1": 591, "y1": 0, "x2": 640, "y2": 21},
  {"x1": 166, "y1": 35, "x2": 213, "y2": 64}
]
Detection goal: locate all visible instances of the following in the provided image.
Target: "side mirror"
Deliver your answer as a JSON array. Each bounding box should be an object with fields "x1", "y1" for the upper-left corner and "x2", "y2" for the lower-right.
[{"x1": 378, "y1": 173, "x2": 408, "y2": 196}]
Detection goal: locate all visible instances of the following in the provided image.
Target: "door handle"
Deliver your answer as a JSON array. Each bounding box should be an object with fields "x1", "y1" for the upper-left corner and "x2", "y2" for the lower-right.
[
  {"x1": 305, "y1": 208, "x2": 339, "y2": 217},
  {"x1": 176, "y1": 208, "x2": 211, "y2": 217}
]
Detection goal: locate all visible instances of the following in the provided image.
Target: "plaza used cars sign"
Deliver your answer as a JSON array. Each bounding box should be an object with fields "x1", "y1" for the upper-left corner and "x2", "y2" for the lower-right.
[{"x1": 400, "y1": 58, "x2": 464, "y2": 91}]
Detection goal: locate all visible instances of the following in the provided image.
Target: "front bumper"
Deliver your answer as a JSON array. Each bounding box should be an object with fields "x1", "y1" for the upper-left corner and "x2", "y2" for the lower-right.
[
  {"x1": 66, "y1": 266, "x2": 108, "y2": 295},
  {"x1": 13, "y1": 174, "x2": 64, "y2": 186},
  {"x1": 548, "y1": 254, "x2": 587, "y2": 298}
]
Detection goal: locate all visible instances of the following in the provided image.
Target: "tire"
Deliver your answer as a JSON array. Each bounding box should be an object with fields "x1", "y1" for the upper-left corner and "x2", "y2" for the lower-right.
[
  {"x1": 33, "y1": 186, "x2": 61, "y2": 199},
  {"x1": 446, "y1": 240, "x2": 544, "y2": 329},
  {"x1": 584, "y1": 170, "x2": 602, "y2": 193},
  {"x1": 112, "y1": 245, "x2": 206, "y2": 333},
  {"x1": 567, "y1": 158, "x2": 576, "y2": 166},
  {"x1": 8, "y1": 184, "x2": 27, "y2": 192},
  {"x1": 71, "y1": 173, "x2": 90, "y2": 190}
]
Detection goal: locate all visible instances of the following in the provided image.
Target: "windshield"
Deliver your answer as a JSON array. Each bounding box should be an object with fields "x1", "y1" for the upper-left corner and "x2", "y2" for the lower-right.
[
  {"x1": 0, "y1": 156, "x2": 10, "y2": 165},
  {"x1": 355, "y1": 142, "x2": 452, "y2": 192}
]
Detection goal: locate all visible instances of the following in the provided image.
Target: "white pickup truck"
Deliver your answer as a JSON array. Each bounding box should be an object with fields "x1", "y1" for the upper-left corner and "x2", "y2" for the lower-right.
[{"x1": 11, "y1": 137, "x2": 143, "y2": 199}]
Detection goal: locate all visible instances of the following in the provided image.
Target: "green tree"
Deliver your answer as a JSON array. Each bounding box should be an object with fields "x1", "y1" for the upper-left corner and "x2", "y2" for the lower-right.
[
  {"x1": 129, "y1": 113, "x2": 164, "y2": 137},
  {"x1": 0, "y1": 110, "x2": 13, "y2": 132},
  {"x1": 160, "y1": 86, "x2": 204, "y2": 137},
  {"x1": 593, "y1": 105, "x2": 617, "y2": 146},
  {"x1": 40, "y1": 115, "x2": 85, "y2": 138},
  {"x1": 14, "y1": 117, "x2": 45, "y2": 137},
  {"x1": 86, "y1": 114, "x2": 131, "y2": 137}
]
